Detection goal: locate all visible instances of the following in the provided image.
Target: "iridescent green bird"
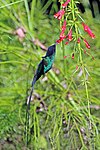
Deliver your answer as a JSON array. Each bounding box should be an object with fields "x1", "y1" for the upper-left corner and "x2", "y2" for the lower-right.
[
  {"x1": 27, "y1": 44, "x2": 56, "y2": 108},
  {"x1": 25, "y1": 44, "x2": 56, "y2": 144}
]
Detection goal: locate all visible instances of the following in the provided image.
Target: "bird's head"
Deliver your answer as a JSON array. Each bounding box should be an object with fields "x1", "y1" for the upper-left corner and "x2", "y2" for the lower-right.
[{"x1": 43, "y1": 44, "x2": 56, "y2": 58}]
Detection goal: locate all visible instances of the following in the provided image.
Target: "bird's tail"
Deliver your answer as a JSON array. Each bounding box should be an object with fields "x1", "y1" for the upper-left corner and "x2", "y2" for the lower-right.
[
  {"x1": 25, "y1": 75, "x2": 37, "y2": 145},
  {"x1": 27, "y1": 75, "x2": 37, "y2": 109}
]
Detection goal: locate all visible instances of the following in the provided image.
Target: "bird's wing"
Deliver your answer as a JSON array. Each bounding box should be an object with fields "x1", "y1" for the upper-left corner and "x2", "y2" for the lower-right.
[
  {"x1": 34, "y1": 60, "x2": 44, "y2": 81},
  {"x1": 43, "y1": 57, "x2": 52, "y2": 73}
]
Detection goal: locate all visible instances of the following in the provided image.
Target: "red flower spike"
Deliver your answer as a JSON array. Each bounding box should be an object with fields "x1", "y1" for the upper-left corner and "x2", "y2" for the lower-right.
[
  {"x1": 60, "y1": 20, "x2": 66, "y2": 40},
  {"x1": 68, "y1": 29, "x2": 72, "y2": 41},
  {"x1": 72, "y1": 53, "x2": 74, "y2": 59},
  {"x1": 77, "y1": 38, "x2": 80, "y2": 43},
  {"x1": 54, "y1": 9, "x2": 65, "y2": 20},
  {"x1": 83, "y1": 39, "x2": 90, "y2": 49},
  {"x1": 62, "y1": 0, "x2": 70, "y2": 8},
  {"x1": 61, "y1": 20, "x2": 66, "y2": 31},
  {"x1": 60, "y1": 20, "x2": 66, "y2": 36},
  {"x1": 82, "y1": 22, "x2": 96, "y2": 39}
]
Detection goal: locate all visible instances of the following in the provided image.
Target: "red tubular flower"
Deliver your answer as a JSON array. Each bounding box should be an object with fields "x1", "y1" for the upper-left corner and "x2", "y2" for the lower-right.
[
  {"x1": 82, "y1": 22, "x2": 95, "y2": 39},
  {"x1": 60, "y1": 20, "x2": 66, "y2": 38},
  {"x1": 87, "y1": 28, "x2": 95, "y2": 39},
  {"x1": 77, "y1": 38, "x2": 80, "y2": 43},
  {"x1": 64, "y1": 55, "x2": 70, "y2": 59},
  {"x1": 56, "y1": 35, "x2": 66, "y2": 44},
  {"x1": 82, "y1": 22, "x2": 88, "y2": 31},
  {"x1": 64, "y1": 56, "x2": 67, "y2": 59},
  {"x1": 72, "y1": 53, "x2": 74, "y2": 59},
  {"x1": 60, "y1": 20, "x2": 66, "y2": 34},
  {"x1": 54, "y1": 9, "x2": 65, "y2": 20},
  {"x1": 65, "y1": 41, "x2": 69, "y2": 45},
  {"x1": 56, "y1": 38, "x2": 62, "y2": 44},
  {"x1": 67, "y1": 29, "x2": 72, "y2": 41},
  {"x1": 60, "y1": 34, "x2": 66, "y2": 39},
  {"x1": 83, "y1": 39, "x2": 90, "y2": 49},
  {"x1": 62, "y1": 0, "x2": 70, "y2": 9},
  {"x1": 56, "y1": 20, "x2": 67, "y2": 44}
]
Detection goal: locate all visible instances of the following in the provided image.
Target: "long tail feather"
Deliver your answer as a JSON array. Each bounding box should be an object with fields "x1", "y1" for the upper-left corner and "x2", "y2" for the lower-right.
[
  {"x1": 25, "y1": 75, "x2": 37, "y2": 145},
  {"x1": 27, "y1": 75, "x2": 37, "y2": 109}
]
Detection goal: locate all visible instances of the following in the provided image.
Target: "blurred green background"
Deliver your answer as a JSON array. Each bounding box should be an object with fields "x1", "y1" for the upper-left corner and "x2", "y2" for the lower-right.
[{"x1": 0, "y1": 0, "x2": 100, "y2": 149}]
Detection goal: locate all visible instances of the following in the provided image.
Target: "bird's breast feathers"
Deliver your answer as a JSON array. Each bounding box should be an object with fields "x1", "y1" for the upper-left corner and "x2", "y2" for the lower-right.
[{"x1": 43, "y1": 55, "x2": 55, "y2": 73}]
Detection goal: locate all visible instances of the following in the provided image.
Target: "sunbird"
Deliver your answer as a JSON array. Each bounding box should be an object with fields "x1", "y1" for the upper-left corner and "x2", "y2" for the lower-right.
[
  {"x1": 27, "y1": 44, "x2": 56, "y2": 109},
  {"x1": 25, "y1": 44, "x2": 56, "y2": 144}
]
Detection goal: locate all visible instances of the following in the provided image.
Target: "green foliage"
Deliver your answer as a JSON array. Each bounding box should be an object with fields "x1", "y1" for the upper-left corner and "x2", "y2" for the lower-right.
[{"x1": 0, "y1": 0, "x2": 100, "y2": 149}]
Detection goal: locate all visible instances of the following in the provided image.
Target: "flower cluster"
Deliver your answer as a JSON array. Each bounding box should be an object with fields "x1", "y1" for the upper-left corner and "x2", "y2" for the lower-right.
[
  {"x1": 54, "y1": 0, "x2": 96, "y2": 59},
  {"x1": 62, "y1": 0, "x2": 70, "y2": 8},
  {"x1": 56, "y1": 20, "x2": 66, "y2": 43},
  {"x1": 54, "y1": 9, "x2": 65, "y2": 20},
  {"x1": 82, "y1": 22, "x2": 95, "y2": 39},
  {"x1": 54, "y1": 0, "x2": 70, "y2": 20},
  {"x1": 54, "y1": 0, "x2": 71, "y2": 44},
  {"x1": 55, "y1": 20, "x2": 73, "y2": 45},
  {"x1": 82, "y1": 22, "x2": 95, "y2": 50}
]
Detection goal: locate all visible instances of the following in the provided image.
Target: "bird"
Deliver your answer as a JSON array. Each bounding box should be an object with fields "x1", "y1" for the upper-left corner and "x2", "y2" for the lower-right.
[
  {"x1": 27, "y1": 44, "x2": 56, "y2": 109},
  {"x1": 25, "y1": 44, "x2": 56, "y2": 144}
]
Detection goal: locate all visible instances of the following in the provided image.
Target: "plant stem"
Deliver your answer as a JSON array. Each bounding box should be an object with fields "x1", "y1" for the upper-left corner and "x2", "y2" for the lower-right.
[
  {"x1": 60, "y1": 0, "x2": 66, "y2": 75},
  {"x1": 61, "y1": 41, "x2": 66, "y2": 74},
  {"x1": 79, "y1": 43, "x2": 90, "y2": 117},
  {"x1": 71, "y1": 0, "x2": 92, "y2": 148},
  {"x1": 24, "y1": 0, "x2": 32, "y2": 31},
  {"x1": 31, "y1": 0, "x2": 36, "y2": 28},
  {"x1": 71, "y1": 0, "x2": 91, "y2": 121}
]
